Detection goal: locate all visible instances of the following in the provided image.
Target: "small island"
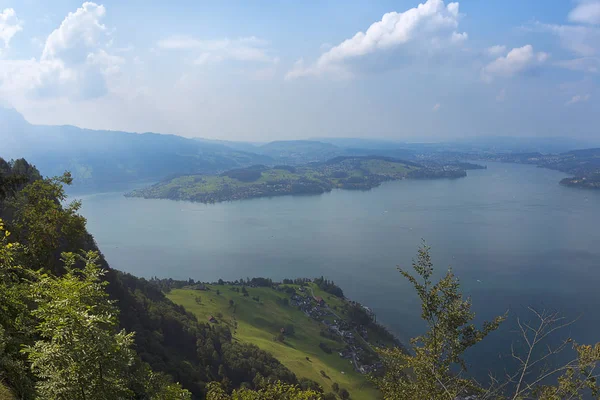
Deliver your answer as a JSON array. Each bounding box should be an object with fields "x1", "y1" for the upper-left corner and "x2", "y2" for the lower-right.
[{"x1": 126, "y1": 156, "x2": 469, "y2": 203}]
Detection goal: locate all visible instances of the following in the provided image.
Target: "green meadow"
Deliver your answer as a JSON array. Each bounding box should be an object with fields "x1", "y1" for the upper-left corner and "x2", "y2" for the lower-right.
[{"x1": 168, "y1": 284, "x2": 382, "y2": 399}]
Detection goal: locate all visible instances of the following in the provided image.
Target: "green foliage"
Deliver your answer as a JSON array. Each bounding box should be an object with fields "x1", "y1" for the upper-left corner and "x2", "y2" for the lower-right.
[
  {"x1": 168, "y1": 285, "x2": 381, "y2": 399},
  {"x1": 206, "y1": 381, "x2": 322, "y2": 399},
  {"x1": 534, "y1": 343, "x2": 600, "y2": 399},
  {"x1": 375, "y1": 243, "x2": 505, "y2": 399},
  {"x1": 0, "y1": 158, "x2": 39, "y2": 204},
  {"x1": 0, "y1": 220, "x2": 36, "y2": 398},
  {"x1": 8, "y1": 172, "x2": 87, "y2": 272},
  {"x1": 1, "y1": 217, "x2": 190, "y2": 399},
  {"x1": 141, "y1": 368, "x2": 192, "y2": 400},
  {"x1": 1, "y1": 168, "x2": 294, "y2": 398},
  {"x1": 375, "y1": 244, "x2": 600, "y2": 400},
  {"x1": 313, "y1": 277, "x2": 344, "y2": 298},
  {"x1": 22, "y1": 251, "x2": 136, "y2": 399},
  {"x1": 298, "y1": 377, "x2": 322, "y2": 392},
  {"x1": 338, "y1": 388, "x2": 350, "y2": 399},
  {"x1": 345, "y1": 303, "x2": 372, "y2": 327}
]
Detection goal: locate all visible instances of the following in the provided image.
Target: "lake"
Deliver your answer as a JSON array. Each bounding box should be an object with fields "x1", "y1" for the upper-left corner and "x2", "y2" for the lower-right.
[{"x1": 77, "y1": 162, "x2": 600, "y2": 375}]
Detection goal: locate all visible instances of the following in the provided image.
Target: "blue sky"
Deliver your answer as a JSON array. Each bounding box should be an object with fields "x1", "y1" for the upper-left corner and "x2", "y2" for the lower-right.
[{"x1": 0, "y1": 0, "x2": 598, "y2": 142}]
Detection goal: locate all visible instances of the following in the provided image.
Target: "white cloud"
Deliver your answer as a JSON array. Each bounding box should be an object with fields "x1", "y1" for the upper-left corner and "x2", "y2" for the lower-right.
[
  {"x1": 555, "y1": 57, "x2": 599, "y2": 73},
  {"x1": 157, "y1": 35, "x2": 277, "y2": 64},
  {"x1": 432, "y1": 103, "x2": 441, "y2": 111},
  {"x1": 481, "y1": 45, "x2": 548, "y2": 82},
  {"x1": 0, "y1": 2, "x2": 121, "y2": 101},
  {"x1": 566, "y1": 93, "x2": 591, "y2": 105},
  {"x1": 536, "y1": 22, "x2": 600, "y2": 57},
  {"x1": 451, "y1": 31, "x2": 468, "y2": 43},
  {"x1": 568, "y1": 1, "x2": 600, "y2": 25},
  {"x1": 42, "y1": 2, "x2": 107, "y2": 63},
  {"x1": 486, "y1": 45, "x2": 506, "y2": 57},
  {"x1": 0, "y1": 8, "x2": 22, "y2": 50},
  {"x1": 286, "y1": 0, "x2": 467, "y2": 79}
]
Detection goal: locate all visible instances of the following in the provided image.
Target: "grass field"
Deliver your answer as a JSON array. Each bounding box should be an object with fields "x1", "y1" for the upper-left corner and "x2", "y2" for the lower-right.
[{"x1": 168, "y1": 284, "x2": 382, "y2": 399}]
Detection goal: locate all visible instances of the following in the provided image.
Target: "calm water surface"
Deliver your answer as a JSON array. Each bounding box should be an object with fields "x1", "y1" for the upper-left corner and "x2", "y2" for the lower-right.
[{"x1": 77, "y1": 162, "x2": 600, "y2": 373}]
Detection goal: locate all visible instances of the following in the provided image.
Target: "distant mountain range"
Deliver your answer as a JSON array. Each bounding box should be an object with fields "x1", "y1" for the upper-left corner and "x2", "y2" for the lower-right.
[
  {"x1": 0, "y1": 108, "x2": 272, "y2": 191},
  {"x1": 1, "y1": 107, "x2": 597, "y2": 191}
]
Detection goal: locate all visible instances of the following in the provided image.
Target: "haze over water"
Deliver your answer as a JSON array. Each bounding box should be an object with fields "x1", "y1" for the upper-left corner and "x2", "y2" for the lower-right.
[{"x1": 78, "y1": 162, "x2": 600, "y2": 374}]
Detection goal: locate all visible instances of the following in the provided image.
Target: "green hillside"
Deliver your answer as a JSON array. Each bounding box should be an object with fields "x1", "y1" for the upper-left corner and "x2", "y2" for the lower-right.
[
  {"x1": 168, "y1": 283, "x2": 385, "y2": 400},
  {"x1": 127, "y1": 156, "x2": 466, "y2": 203}
]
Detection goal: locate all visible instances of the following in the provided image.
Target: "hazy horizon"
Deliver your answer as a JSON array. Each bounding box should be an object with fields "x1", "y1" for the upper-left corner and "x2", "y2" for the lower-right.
[
  {"x1": 0, "y1": 0, "x2": 598, "y2": 142},
  {"x1": 2, "y1": 106, "x2": 599, "y2": 148}
]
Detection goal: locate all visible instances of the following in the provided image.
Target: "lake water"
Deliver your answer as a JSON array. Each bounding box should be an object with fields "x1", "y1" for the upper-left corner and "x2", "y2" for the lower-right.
[{"x1": 77, "y1": 162, "x2": 600, "y2": 375}]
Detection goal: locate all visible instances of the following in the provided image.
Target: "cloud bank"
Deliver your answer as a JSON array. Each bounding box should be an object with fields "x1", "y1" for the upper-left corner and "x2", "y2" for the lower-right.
[
  {"x1": 0, "y1": 2, "x2": 122, "y2": 101},
  {"x1": 286, "y1": 0, "x2": 467, "y2": 79},
  {"x1": 157, "y1": 36, "x2": 278, "y2": 65},
  {"x1": 0, "y1": 8, "x2": 22, "y2": 50},
  {"x1": 481, "y1": 45, "x2": 548, "y2": 82}
]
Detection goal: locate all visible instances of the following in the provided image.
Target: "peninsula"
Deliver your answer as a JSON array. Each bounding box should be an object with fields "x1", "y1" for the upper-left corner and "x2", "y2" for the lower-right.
[{"x1": 126, "y1": 156, "x2": 468, "y2": 203}]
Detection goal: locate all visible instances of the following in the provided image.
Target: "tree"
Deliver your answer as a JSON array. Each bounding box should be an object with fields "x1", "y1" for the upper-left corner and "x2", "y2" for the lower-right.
[
  {"x1": 0, "y1": 219, "x2": 36, "y2": 398},
  {"x1": 0, "y1": 162, "x2": 298, "y2": 398},
  {"x1": 0, "y1": 158, "x2": 36, "y2": 204},
  {"x1": 338, "y1": 388, "x2": 350, "y2": 399},
  {"x1": 8, "y1": 173, "x2": 87, "y2": 272},
  {"x1": 206, "y1": 381, "x2": 322, "y2": 399},
  {"x1": 374, "y1": 243, "x2": 505, "y2": 400},
  {"x1": 375, "y1": 244, "x2": 600, "y2": 400},
  {"x1": 298, "y1": 377, "x2": 322, "y2": 392},
  {"x1": 345, "y1": 303, "x2": 372, "y2": 327},
  {"x1": 22, "y1": 251, "x2": 137, "y2": 400},
  {"x1": 140, "y1": 367, "x2": 192, "y2": 400},
  {"x1": 482, "y1": 309, "x2": 600, "y2": 400}
]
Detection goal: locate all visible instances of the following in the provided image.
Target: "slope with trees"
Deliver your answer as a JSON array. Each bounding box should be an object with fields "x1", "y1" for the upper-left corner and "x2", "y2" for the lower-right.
[{"x1": 0, "y1": 157, "x2": 299, "y2": 399}]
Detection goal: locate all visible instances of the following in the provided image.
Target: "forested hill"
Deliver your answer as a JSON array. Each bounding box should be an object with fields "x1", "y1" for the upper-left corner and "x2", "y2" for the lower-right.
[
  {"x1": 127, "y1": 156, "x2": 469, "y2": 203},
  {"x1": 0, "y1": 108, "x2": 272, "y2": 191},
  {"x1": 0, "y1": 158, "x2": 300, "y2": 399}
]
